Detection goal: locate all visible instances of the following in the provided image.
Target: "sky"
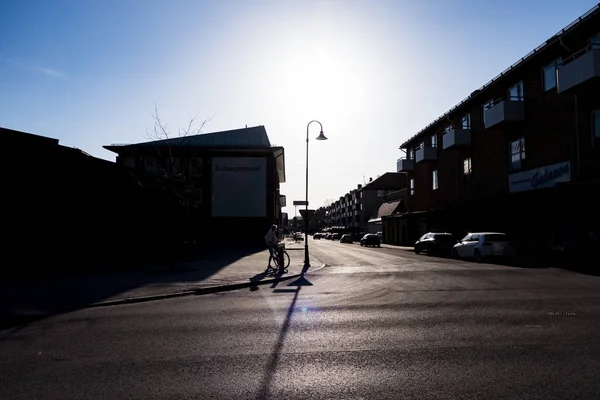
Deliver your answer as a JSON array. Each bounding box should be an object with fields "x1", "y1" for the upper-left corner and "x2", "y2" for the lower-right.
[{"x1": 1, "y1": 0, "x2": 598, "y2": 216}]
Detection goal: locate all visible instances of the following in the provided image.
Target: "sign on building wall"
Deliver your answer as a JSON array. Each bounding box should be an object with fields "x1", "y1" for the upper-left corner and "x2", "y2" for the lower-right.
[
  {"x1": 508, "y1": 160, "x2": 571, "y2": 193},
  {"x1": 211, "y1": 157, "x2": 267, "y2": 217}
]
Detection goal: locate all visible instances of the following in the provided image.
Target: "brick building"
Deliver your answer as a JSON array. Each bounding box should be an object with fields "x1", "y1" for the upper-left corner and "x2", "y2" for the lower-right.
[{"x1": 394, "y1": 4, "x2": 600, "y2": 260}]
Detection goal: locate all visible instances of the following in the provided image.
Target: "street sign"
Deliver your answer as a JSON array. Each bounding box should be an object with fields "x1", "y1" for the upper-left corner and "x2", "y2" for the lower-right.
[
  {"x1": 293, "y1": 200, "x2": 308, "y2": 206},
  {"x1": 299, "y1": 209, "x2": 315, "y2": 221}
]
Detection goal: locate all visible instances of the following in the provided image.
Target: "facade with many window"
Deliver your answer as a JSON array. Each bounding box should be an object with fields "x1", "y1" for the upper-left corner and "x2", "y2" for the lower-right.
[{"x1": 394, "y1": 4, "x2": 600, "y2": 261}]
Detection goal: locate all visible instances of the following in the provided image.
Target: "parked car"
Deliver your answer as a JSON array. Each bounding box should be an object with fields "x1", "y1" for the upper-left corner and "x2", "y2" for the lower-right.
[
  {"x1": 331, "y1": 233, "x2": 341, "y2": 240},
  {"x1": 414, "y1": 232, "x2": 456, "y2": 256},
  {"x1": 452, "y1": 232, "x2": 515, "y2": 262},
  {"x1": 293, "y1": 232, "x2": 304, "y2": 241},
  {"x1": 360, "y1": 233, "x2": 380, "y2": 247},
  {"x1": 340, "y1": 234, "x2": 353, "y2": 243}
]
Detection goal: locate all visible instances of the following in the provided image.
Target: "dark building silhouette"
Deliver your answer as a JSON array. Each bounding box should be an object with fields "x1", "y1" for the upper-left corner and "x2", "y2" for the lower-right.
[
  {"x1": 1, "y1": 127, "x2": 179, "y2": 277},
  {"x1": 104, "y1": 126, "x2": 286, "y2": 247},
  {"x1": 395, "y1": 4, "x2": 600, "y2": 263}
]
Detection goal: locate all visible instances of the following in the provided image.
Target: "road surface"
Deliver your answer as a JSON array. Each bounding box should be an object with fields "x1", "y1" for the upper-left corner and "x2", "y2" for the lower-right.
[{"x1": 1, "y1": 239, "x2": 599, "y2": 399}]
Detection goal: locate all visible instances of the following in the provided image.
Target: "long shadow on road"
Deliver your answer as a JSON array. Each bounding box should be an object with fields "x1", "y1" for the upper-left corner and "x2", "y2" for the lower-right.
[
  {"x1": 0, "y1": 245, "x2": 264, "y2": 332},
  {"x1": 255, "y1": 275, "x2": 313, "y2": 399}
]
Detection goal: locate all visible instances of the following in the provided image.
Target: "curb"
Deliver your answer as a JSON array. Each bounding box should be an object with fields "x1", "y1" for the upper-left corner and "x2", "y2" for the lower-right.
[{"x1": 86, "y1": 263, "x2": 325, "y2": 308}]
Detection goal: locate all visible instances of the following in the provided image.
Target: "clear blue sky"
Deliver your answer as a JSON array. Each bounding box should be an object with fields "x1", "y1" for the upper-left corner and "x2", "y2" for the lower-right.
[{"x1": 1, "y1": 0, "x2": 597, "y2": 215}]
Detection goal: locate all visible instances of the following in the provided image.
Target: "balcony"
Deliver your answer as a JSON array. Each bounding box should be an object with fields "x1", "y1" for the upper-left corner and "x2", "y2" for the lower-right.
[
  {"x1": 557, "y1": 48, "x2": 600, "y2": 93},
  {"x1": 415, "y1": 147, "x2": 438, "y2": 163},
  {"x1": 484, "y1": 100, "x2": 525, "y2": 129},
  {"x1": 442, "y1": 128, "x2": 471, "y2": 150},
  {"x1": 397, "y1": 158, "x2": 414, "y2": 172}
]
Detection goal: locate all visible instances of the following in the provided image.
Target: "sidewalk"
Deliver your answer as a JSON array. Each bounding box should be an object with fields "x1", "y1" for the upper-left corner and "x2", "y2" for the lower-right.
[{"x1": 0, "y1": 240, "x2": 323, "y2": 330}]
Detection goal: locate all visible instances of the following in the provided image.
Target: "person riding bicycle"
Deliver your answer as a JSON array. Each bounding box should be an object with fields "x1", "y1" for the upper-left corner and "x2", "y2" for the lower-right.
[{"x1": 265, "y1": 224, "x2": 279, "y2": 267}]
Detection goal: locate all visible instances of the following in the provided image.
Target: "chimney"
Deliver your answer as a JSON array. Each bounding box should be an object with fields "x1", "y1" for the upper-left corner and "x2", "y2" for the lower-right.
[
  {"x1": 369, "y1": 177, "x2": 373, "y2": 182},
  {"x1": 357, "y1": 184, "x2": 362, "y2": 189}
]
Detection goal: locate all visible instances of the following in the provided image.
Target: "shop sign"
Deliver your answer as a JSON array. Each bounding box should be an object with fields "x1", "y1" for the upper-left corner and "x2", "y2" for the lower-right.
[{"x1": 508, "y1": 161, "x2": 571, "y2": 193}]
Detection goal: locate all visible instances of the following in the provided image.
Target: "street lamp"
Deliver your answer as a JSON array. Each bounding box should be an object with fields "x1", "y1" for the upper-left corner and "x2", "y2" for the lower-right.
[{"x1": 304, "y1": 120, "x2": 327, "y2": 271}]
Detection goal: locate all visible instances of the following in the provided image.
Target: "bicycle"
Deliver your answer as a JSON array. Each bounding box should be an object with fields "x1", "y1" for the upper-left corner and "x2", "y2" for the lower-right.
[{"x1": 268, "y1": 241, "x2": 290, "y2": 275}]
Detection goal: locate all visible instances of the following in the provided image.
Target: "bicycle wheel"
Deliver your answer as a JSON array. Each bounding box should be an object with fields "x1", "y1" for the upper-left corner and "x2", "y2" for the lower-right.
[{"x1": 282, "y1": 251, "x2": 290, "y2": 268}]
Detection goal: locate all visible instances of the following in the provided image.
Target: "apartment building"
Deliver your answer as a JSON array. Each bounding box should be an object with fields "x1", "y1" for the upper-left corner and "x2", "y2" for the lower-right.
[
  {"x1": 395, "y1": 4, "x2": 600, "y2": 257},
  {"x1": 324, "y1": 183, "x2": 365, "y2": 232}
]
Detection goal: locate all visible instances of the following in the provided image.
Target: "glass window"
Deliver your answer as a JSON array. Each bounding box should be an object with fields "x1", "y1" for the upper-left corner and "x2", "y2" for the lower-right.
[
  {"x1": 461, "y1": 114, "x2": 471, "y2": 129},
  {"x1": 444, "y1": 125, "x2": 452, "y2": 134},
  {"x1": 144, "y1": 157, "x2": 159, "y2": 172},
  {"x1": 508, "y1": 81, "x2": 524, "y2": 101},
  {"x1": 431, "y1": 135, "x2": 437, "y2": 147},
  {"x1": 482, "y1": 100, "x2": 495, "y2": 124},
  {"x1": 510, "y1": 138, "x2": 526, "y2": 170},
  {"x1": 463, "y1": 157, "x2": 472, "y2": 181},
  {"x1": 432, "y1": 169, "x2": 439, "y2": 190},
  {"x1": 190, "y1": 157, "x2": 203, "y2": 176},
  {"x1": 589, "y1": 33, "x2": 600, "y2": 49},
  {"x1": 485, "y1": 234, "x2": 507, "y2": 242},
  {"x1": 410, "y1": 178, "x2": 415, "y2": 195},
  {"x1": 377, "y1": 190, "x2": 385, "y2": 197},
  {"x1": 543, "y1": 58, "x2": 561, "y2": 91}
]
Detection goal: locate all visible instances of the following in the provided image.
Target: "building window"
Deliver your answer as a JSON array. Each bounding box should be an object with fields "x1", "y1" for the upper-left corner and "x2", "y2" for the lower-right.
[
  {"x1": 461, "y1": 114, "x2": 471, "y2": 129},
  {"x1": 190, "y1": 157, "x2": 203, "y2": 176},
  {"x1": 444, "y1": 125, "x2": 452, "y2": 134},
  {"x1": 431, "y1": 135, "x2": 437, "y2": 147},
  {"x1": 508, "y1": 81, "x2": 524, "y2": 101},
  {"x1": 377, "y1": 190, "x2": 385, "y2": 197},
  {"x1": 510, "y1": 138, "x2": 526, "y2": 170},
  {"x1": 589, "y1": 33, "x2": 600, "y2": 49},
  {"x1": 144, "y1": 157, "x2": 159, "y2": 173},
  {"x1": 463, "y1": 157, "x2": 472, "y2": 181},
  {"x1": 122, "y1": 157, "x2": 135, "y2": 168},
  {"x1": 543, "y1": 58, "x2": 562, "y2": 91},
  {"x1": 431, "y1": 169, "x2": 439, "y2": 190},
  {"x1": 482, "y1": 100, "x2": 495, "y2": 125},
  {"x1": 410, "y1": 178, "x2": 415, "y2": 195}
]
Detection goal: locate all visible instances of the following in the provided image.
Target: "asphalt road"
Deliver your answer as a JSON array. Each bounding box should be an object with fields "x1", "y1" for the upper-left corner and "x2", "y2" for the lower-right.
[{"x1": 2, "y1": 239, "x2": 600, "y2": 399}]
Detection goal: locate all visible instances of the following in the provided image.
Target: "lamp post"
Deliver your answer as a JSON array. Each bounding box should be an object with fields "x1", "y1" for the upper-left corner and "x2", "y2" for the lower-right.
[{"x1": 304, "y1": 120, "x2": 327, "y2": 270}]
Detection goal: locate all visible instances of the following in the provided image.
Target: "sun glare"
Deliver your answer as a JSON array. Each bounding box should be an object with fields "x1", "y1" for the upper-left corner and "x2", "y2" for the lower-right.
[{"x1": 275, "y1": 38, "x2": 366, "y2": 118}]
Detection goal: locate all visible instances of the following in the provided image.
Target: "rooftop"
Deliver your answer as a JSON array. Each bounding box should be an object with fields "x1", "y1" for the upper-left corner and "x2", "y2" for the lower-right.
[
  {"x1": 360, "y1": 172, "x2": 407, "y2": 191},
  {"x1": 104, "y1": 125, "x2": 272, "y2": 151}
]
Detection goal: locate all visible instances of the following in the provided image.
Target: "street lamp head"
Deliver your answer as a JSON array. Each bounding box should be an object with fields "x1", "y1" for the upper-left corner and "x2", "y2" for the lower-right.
[{"x1": 315, "y1": 131, "x2": 328, "y2": 141}]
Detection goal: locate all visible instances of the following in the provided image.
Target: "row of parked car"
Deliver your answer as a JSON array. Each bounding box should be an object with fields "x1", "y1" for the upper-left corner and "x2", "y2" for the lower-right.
[
  {"x1": 414, "y1": 231, "x2": 516, "y2": 263},
  {"x1": 313, "y1": 232, "x2": 382, "y2": 247}
]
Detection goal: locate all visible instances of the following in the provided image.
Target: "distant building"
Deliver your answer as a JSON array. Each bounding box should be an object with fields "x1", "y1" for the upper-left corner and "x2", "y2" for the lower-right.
[
  {"x1": 104, "y1": 126, "x2": 286, "y2": 247},
  {"x1": 321, "y1": 173, "x2": 406, "y2": 235}
]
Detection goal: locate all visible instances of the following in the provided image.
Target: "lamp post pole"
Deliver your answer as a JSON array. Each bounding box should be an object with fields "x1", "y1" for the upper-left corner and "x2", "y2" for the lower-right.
[{"x1": 304, "y1": 120, "x2": 327, "y2": 270}]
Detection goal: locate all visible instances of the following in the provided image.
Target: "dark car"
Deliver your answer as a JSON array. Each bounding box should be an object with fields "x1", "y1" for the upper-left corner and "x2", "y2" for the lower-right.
[
  {"x1": 360, "y1": 234, "x2": 380, "y2": 247},
  {"x1": 414, "y1": 232, "x2": 456, "y2": 256}
]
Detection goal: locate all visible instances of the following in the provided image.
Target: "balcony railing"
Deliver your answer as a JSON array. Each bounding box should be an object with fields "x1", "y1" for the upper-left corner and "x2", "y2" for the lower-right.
[
  {"x1": 557, "y1": 45, "x2": 600, "y2": 93},
  {"x1": 442, "y1": 128, "x2": 471, "y2": 150},
  {"x1": 484, "y1": 100, "x2": 525, "y2": 129},
  {"x1": 415, "y1": 147, "x2": 438, "y2": 163},
  {"x1": 397, "y1": 158, "x2": 414, "y2": 172}
]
